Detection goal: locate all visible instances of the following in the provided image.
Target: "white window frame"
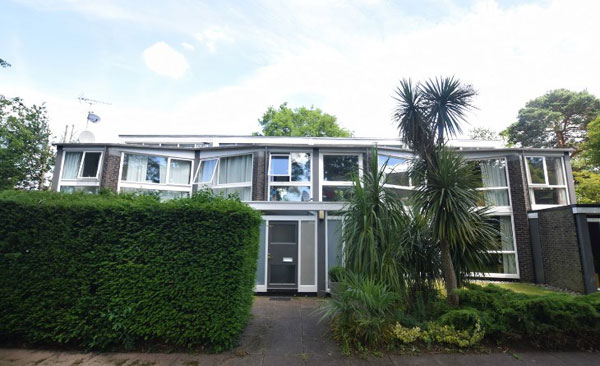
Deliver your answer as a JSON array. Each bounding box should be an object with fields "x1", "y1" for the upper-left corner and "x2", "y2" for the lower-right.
[
  {"x1": 378, "y1": 153, "x2": 414, "y2": 191},
  {"x1": 61, "y1": 150, "x2": 104, "y2": 180},
  {"x1": 268, "y1": 152, "x2": 313, "y2": 202},
  {"x1": 193, "y1": 153, "x2": 253, "y2": 199},
  {"x1": 325, "y1": 215, "x2": 345, "y2": 292},
  {"x1": 319, "y1": 152, "x2": 363, "y2": 202},
  {"x1": 471, "y1": 157, "x2": 512, "y2": 209},
  {"x1": 473, "y1": 213, "x2": 520, "y2": 279},
  {"x1": 118, "y1": 152, "x2": 194, "y2": 194},
  {"x1": 193, "y1": 158, "x2": 218, "y2": 184},
  {"x1": 524, "y1": 155, "x2": 569, "y2": 209},
  {"x1": 57, "y1": 149, "x2": 104, "y2": 193}
]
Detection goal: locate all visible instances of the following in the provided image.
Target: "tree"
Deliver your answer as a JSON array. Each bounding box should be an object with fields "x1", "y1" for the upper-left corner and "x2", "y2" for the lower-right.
[
  {"x1": 255, "y1": 102, "x2": 352, "y2": 137},
  {"x1": 582, "y1": 117, "x2": 600, "y2": 167},
  {"x1": 394, "y1": 76, "x2": 492, "y2": 305},
  {"x1": 0, "y1": 97, "x2": 55, "y2": 190},
  {"x1": 502, "y1": 89, "x2": 600, "y2": 156},
  {"x1": 0, "y1": 58, "x2": 10, "y2": 68},
  {"x1": 469, "y1": 126, "x2": 498, "y2": 140},
  {"x1": 573, "y1": 170, "x2": 600, "y2": 204}
]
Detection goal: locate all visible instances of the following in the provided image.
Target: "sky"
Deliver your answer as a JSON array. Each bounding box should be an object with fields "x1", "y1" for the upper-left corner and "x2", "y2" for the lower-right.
[{"x1": 1, "y1": 0, "x2": 599, "y2": 143}]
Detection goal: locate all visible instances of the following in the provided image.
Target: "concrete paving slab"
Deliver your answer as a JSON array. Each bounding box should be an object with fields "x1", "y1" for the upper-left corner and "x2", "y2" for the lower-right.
[
  {"x1": 389, "y1": 354, "x2": 440, "y2": 366},
  {"x1": 550, "y1": 352, "x2": 600, "y2": 366}
]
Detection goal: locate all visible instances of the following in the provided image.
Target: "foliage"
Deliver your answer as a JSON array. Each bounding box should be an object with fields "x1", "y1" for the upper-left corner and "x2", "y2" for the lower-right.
[
  {"x1": 255, "y1": 102, "x2": 352, "y2": 137},
  {"x1": 582, "y1": 117, "x2": 600, "y2": 167},
  {"x1": 0, "y1": 58, "x2": 10, "y2": 68},
  {"x1": 456, "y1": 284, "x2": 600, "y2": 348},
  {"x1": 0, "y1": 97, "x2": 54, "y2": 190},
  {"x1": 573, "y1": 169, "x2": 600, "y2": 204},
  {"x1": 502, "y1": 89, "x2": 600, "y2": 155},
  {"x1": 328, "y1": 266, "x2": 347, "y2": 282},
  {"x1": 319, "y1": 272, "x2": 400, "y2": 354},
  {"x1": 411, "y1": 147, "x2": 497, "y2": 301},
  {"x1": 0, "y1": 190, "x2": 262, "y2": 351},
  {"x1": 342, "y1": 148, "x2": 409, "y2": 293},
  {"x1": 469, "y1": 126, "x2": 499, "y2": 141}
]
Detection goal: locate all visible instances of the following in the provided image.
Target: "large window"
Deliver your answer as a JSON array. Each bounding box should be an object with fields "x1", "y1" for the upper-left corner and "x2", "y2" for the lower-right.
[
  {"x1": 121, "y1": 153, "x2": 192, "y2": 185},
  {"x1": 62, "y1": 151, "x2": 102, "y2": 179},
  {"x1": 378, "y1": 154, "x2": 412, "y2": 201},
  {"x1": 321, "y1": 154, "x2": 361, "y2": 201},
  {"x1": 194, "y1": 154, "x2": 253, "y2": 201},
  {"x1": 268, "y1": 153, "x2": 311, "y2": 202},
  {"x1": 120, "y1": 187, "x2": 189, "y2": 202},
  {"x1": 525, "y1": 156, "x2": 568, "y2": 207},
  {"x1": 481, "y1": 215, "x2": 518, "y2": 276},
  {"x1": 472, "y1": 158, "x2": 510, "y2": 207}
]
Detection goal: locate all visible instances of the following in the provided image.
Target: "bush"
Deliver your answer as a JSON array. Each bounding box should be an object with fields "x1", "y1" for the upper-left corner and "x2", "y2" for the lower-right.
[
  {"x1": 456, "y1": 284, "x2": 600, "y2": 348},
  {"x1": 0, "y1": 190, "x2": 262, "y2": 351},
  {"x1": 328, "y1": 266, "x2": 346, "y2": 282}
]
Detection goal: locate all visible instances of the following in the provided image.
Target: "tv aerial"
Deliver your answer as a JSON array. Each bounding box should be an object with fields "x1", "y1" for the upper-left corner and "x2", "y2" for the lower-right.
[{"x1": 78, "y1": 96, "x2": 111, "y2": 129}]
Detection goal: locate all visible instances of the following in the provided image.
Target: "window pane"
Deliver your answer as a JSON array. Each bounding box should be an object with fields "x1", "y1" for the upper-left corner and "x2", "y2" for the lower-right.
[
  {"x1": 146, "y1": 156, "x2": 167, "y2": 183},
  {"x1": 546, "y1": 157, "x2": 564, "y2": 185},
  {"x1": 482, "y1": 253, "x2": 517, "y2": 274},
  {"x1": 527, "y1": 157, "x2": 545, "y2": 184},
  {"x1": 322, "y1": 186, "x2": 353, "y2": 201},
  {"x1": 482, "y1": 189, "x2": 510, "y2": 206},
  {"x1": 270, "y1": 186, "x2": 311, "y2": 202},
  {"x1": 121, "y1": 154, "x2": 147, "y2": 182},
  {"x1": 533, "y1": 188, "x2": 567, "y2": 205},
  {"x1": 379, "y1": 155, "x2": 410, "y2": 186},
  {"x1": 211, "y1": 186, "x2": 252, "y2": 201},
  {"x1": 269, "y1": 222, "x2": 296, "y2": 243},
  {"x1": 219, "y1": 155, "x2": 252, "y2": 184},
  {"x1": 480, "y1": 159, "x2": 507, "y2": 187},
  {"x1": 489, "y1": 216, "x2": 515, "y2": 251},
  {"x1": 62, "y1": 152, "x2": 82, "y2": 179},
  {"x1": 60, "y1": 186, "x2": 98, "y2": 194},
  {"x1": 168, "y1": 159, "x2": 191, "y2": 184},
  {"x1": 270, "y1": 155, "x2": 289, "y2": 176},
  {"x1": 323, "y1": 155, "x2": 358, "y2": 182},
  {"x1": 80, "y1": 152, "x2": 101, "y2": 178},
  {"x1": 120, "y1": 187, "x2": 188, "y2": 201},
  {"x1": 291, "y1": 153, "x2": 311, "y2": 181},
  {"x1": 327, "y1": 220, "x2": 343, "y2": 275},
  {"x1": 196, "y1": 159, "x2": 217, "y2": 183},
  {"x1": 390, "y1": 188, "x2": 413, "y2": 203},
  {"x1": 300, "y1": 221, "x2": 316, "y2": 286},
  {"x1": 256, "y1": 221, "x2": 266, "y2": 286}
]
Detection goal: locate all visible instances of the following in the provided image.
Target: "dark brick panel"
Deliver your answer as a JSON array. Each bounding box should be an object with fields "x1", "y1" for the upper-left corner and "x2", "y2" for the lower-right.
[
  {"x1": 100, "y1": 149, "x2": 121, "y2": 192},
  {"x1": 253, "y1": 150, "x2": 266, "y2": 201},
  {"x1": 537, "y1": 207, "x2": 585, "y2": 292}
]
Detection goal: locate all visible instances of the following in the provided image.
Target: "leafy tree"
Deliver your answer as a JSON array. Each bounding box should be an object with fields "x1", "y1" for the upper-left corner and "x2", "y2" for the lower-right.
[
  {"x1": 582, "y1": 117, "x2": 600, "y2": 167},
  {"x1": 255, "y1": 102, "x2": 352, "y2": 137},
  {"x1": 502, "y1": 89, "x2": 600, "y2": 155},
  {"x1": 469, "y1": 126, "x2": 498, "y2": 141},
  {"x1": 0, "y1": 97, "x2": 55, "y2": 190},
  {"x1": 573, "y1": 170, "x2": 600, "y2": 204},
  {"x1": 394, "y1": 76, "x2": 494, "y2": 305},
  {"x1": 0, "y1": 58, "x2": 10, "y2": 68}
]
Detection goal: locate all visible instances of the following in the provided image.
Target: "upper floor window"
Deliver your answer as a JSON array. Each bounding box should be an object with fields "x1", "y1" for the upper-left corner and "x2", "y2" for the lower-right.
[
  {"x1": 62, "y1": 151, "x2": 102, "y2": 179},
  {"x1": 321, "y1": 154, "x2": 361, "y2": 201},
  {"x1": 472, "y1": 158, "x2": 510, "y2": 207},
  {"x1": 121, "y1": 153, "x2": 192, "y2": 185},
  {"x1": 269, "y1": 153, "x2": 311, "y2": 202},
  {"x1": 378, "y1": 154, "x2": 412, "y2": 201},
  {"x1": 194, "y1": 154, "x2": 253, "y2": 201},
  {"x1": 525, "y1": 156, "x2": 567, "y2": 206}
]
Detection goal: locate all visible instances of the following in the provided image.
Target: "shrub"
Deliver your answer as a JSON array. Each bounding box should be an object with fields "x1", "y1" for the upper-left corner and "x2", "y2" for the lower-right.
[
  {"x1": 456, "y1": 284, "x2": 600, "y2": 348},
  {"x1": 320, "y1": 272, "x2": 400, "y2": 354},
  {"x1": 328, "y1": 266, "x2": 346, "y2": 282},
  {"x1": 0, "y1": 190, "x2": 262, "y2": 351}
]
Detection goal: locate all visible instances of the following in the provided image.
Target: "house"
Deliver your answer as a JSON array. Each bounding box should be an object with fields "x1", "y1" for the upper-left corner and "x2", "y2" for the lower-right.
[{"x1": 51, "y1": 134, "x2": 599, "y2": 294}]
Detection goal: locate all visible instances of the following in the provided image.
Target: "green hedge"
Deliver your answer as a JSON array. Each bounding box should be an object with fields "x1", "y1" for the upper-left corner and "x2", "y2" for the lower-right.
[
  {"x1": 0, "y1": 190, "x2": 261, "y2": 351},
  {"x1": 455, "y1": 284, "x2": 600, "y2": 348}
]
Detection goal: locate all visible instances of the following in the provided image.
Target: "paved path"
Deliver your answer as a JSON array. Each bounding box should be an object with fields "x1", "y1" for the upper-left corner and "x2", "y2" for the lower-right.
[{"x1": 1, "y1": 296, "x2": 599, "y2": 365}]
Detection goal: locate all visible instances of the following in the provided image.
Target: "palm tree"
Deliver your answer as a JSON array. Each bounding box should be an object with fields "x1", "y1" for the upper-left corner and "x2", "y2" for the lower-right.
[{"x1": 393, "y1": 76, "x2": 480, "y2": 305}]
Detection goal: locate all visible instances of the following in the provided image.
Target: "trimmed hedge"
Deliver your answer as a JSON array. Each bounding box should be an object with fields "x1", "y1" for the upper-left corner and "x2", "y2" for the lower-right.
[
  {"x1": 0, "y1": 190, "x2": 261, "y2": 351},
  {"x1": 455, "y1": 284, "x2": 600, "y2": 348}
]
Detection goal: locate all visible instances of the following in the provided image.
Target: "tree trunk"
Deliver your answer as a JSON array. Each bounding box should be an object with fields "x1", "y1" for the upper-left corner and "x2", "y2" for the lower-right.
[{"x1": 440, "y1": 239, "x2": 459, "y2": 305}]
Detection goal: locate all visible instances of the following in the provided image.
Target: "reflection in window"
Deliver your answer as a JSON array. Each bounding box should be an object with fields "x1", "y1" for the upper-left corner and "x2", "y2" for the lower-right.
[
  {"x1": 60, "y1": 186, "x2": 99, "y2": 194},
  {"x1": 120, "y1": 187, "x2": 189, "y2": 202},
  {"x1": 322, "y1": 186, "x2": 353, "y2": 202},
  {"x1": 526, "y1": 157, "x2": 546, "y2": 184},
  {"x1": 195, "y1": 159, "x2": 217, "y2": 183},
  {"x1": 270, "y1": 186, "x2": 311, "y2": 202},
  {"x1": 268, "y1": 153, "x2": 311, "y2": 202},
  {"x1": 526, "y1": 156, "x2": 568, "y2": 207},
  {"x1": 378, "y1": 155, "x2": 410, "y2": 187},
  {"x1": 482, "y1": 216, "x2": 517, "y2": 275},
  {"x1": 323, "y1": 155, "x2": 358, "y2": 181}
]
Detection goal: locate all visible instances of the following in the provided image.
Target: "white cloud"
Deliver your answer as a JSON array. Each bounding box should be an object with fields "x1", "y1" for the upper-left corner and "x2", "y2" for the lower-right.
[
  {"x1": 194, "y1": 26, "x2": 234, "y2": 53},
  {"x1": 142, "y1": 42, "x2": 189, "y2": 78},
  {"x1": 181, "y1": 42, "x2": 195, "y2": 51}
]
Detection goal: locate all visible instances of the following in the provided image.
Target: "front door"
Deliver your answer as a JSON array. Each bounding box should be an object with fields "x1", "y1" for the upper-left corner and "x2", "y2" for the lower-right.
[{"x1": 268, "y1": 221, "x2": 298, "y2": 290}]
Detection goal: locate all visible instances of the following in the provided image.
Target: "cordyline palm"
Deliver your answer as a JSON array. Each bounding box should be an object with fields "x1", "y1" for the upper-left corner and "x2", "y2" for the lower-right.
[{"x1": 393, "y1": 76, "x2": 480, "y2": 305}]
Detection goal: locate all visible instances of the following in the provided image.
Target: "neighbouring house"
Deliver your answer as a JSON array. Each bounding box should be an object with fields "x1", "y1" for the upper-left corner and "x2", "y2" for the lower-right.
[{"x1": 50, "y1": 135, "x2": 599, "y2": 294}]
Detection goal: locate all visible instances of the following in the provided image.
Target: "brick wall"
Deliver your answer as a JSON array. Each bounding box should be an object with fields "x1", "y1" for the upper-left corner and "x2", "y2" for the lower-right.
[
  {"x1": 252, "y1": 150, "x2": 266, "y2": 201},
  {"x1": 100, "y1": 148, "x2": 121, "y2": 191},
  {"x1": 537, "y1": 207, "x2": 586, "y2": 292},
  {"x1": 507, "y1": 155, "x2": 535, "y2": 282}
]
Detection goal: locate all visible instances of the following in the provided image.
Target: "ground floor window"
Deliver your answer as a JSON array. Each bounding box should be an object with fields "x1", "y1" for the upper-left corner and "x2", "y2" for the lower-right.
[
  {"x1": 60, "y1": 186, "x2": 99, "y2": 194},
  {"x1": 120, "y1": 187, "x2": 189, "y2": 201},
  {"x1": 481, "y1": 215, "x2": 518, "y2": 276}
]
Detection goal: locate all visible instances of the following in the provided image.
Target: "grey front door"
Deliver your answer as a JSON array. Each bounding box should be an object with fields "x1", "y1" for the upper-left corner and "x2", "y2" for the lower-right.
[{"x1": 268, "y1": 221, "x2": 298, "y2": 290}]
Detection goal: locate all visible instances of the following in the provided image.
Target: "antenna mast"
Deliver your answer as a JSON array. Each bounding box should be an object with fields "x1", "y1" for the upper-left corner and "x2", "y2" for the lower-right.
[{"x1": 78, "y1": 96, "x2": 111, "y2": 128}]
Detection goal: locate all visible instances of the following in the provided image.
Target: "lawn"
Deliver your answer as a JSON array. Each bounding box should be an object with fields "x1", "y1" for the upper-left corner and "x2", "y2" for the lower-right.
[{"x1": 474, "y1": 281, "x2": 566, "y2": 296}]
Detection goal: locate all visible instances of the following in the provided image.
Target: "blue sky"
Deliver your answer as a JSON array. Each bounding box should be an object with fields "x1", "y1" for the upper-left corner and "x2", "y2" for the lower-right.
[{"x1": 1, "y1": 0, "x2": 599, "y2": 142}]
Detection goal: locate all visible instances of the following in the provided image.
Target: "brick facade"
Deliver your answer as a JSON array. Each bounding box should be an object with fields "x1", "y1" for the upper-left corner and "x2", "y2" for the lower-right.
[
  {"x1": 506, "y1": 155, "x2": 535, "y2": 282},
  {"x1": 252, "y1": 150, "x2": 266, "y2": 201},
  {"x1": 100, "y1": 148, "x2": 121, "y2": 191},
  {"x1": 536, "y1": 207, "x2": 586, "y2": 292}
]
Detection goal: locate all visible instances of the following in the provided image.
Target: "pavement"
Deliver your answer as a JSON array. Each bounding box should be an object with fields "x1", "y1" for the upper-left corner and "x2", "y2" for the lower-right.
[{"x1": 1, "y1": 296, "x2": 599, "y2": 365}]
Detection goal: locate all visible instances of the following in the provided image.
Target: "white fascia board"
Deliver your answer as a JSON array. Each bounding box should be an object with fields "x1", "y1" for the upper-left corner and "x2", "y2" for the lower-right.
[
  {"x1": 572, "y1": 206, "x2": 600, "y2": 214},
  {"x1": 527, "y1": 212, "x2": 539, "y2": 219}
]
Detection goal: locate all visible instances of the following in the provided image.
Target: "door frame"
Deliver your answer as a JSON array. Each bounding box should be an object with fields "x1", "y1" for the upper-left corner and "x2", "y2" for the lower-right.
[{"x1": 257, "y1": 215, "x2": 318, "y2": 293}]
